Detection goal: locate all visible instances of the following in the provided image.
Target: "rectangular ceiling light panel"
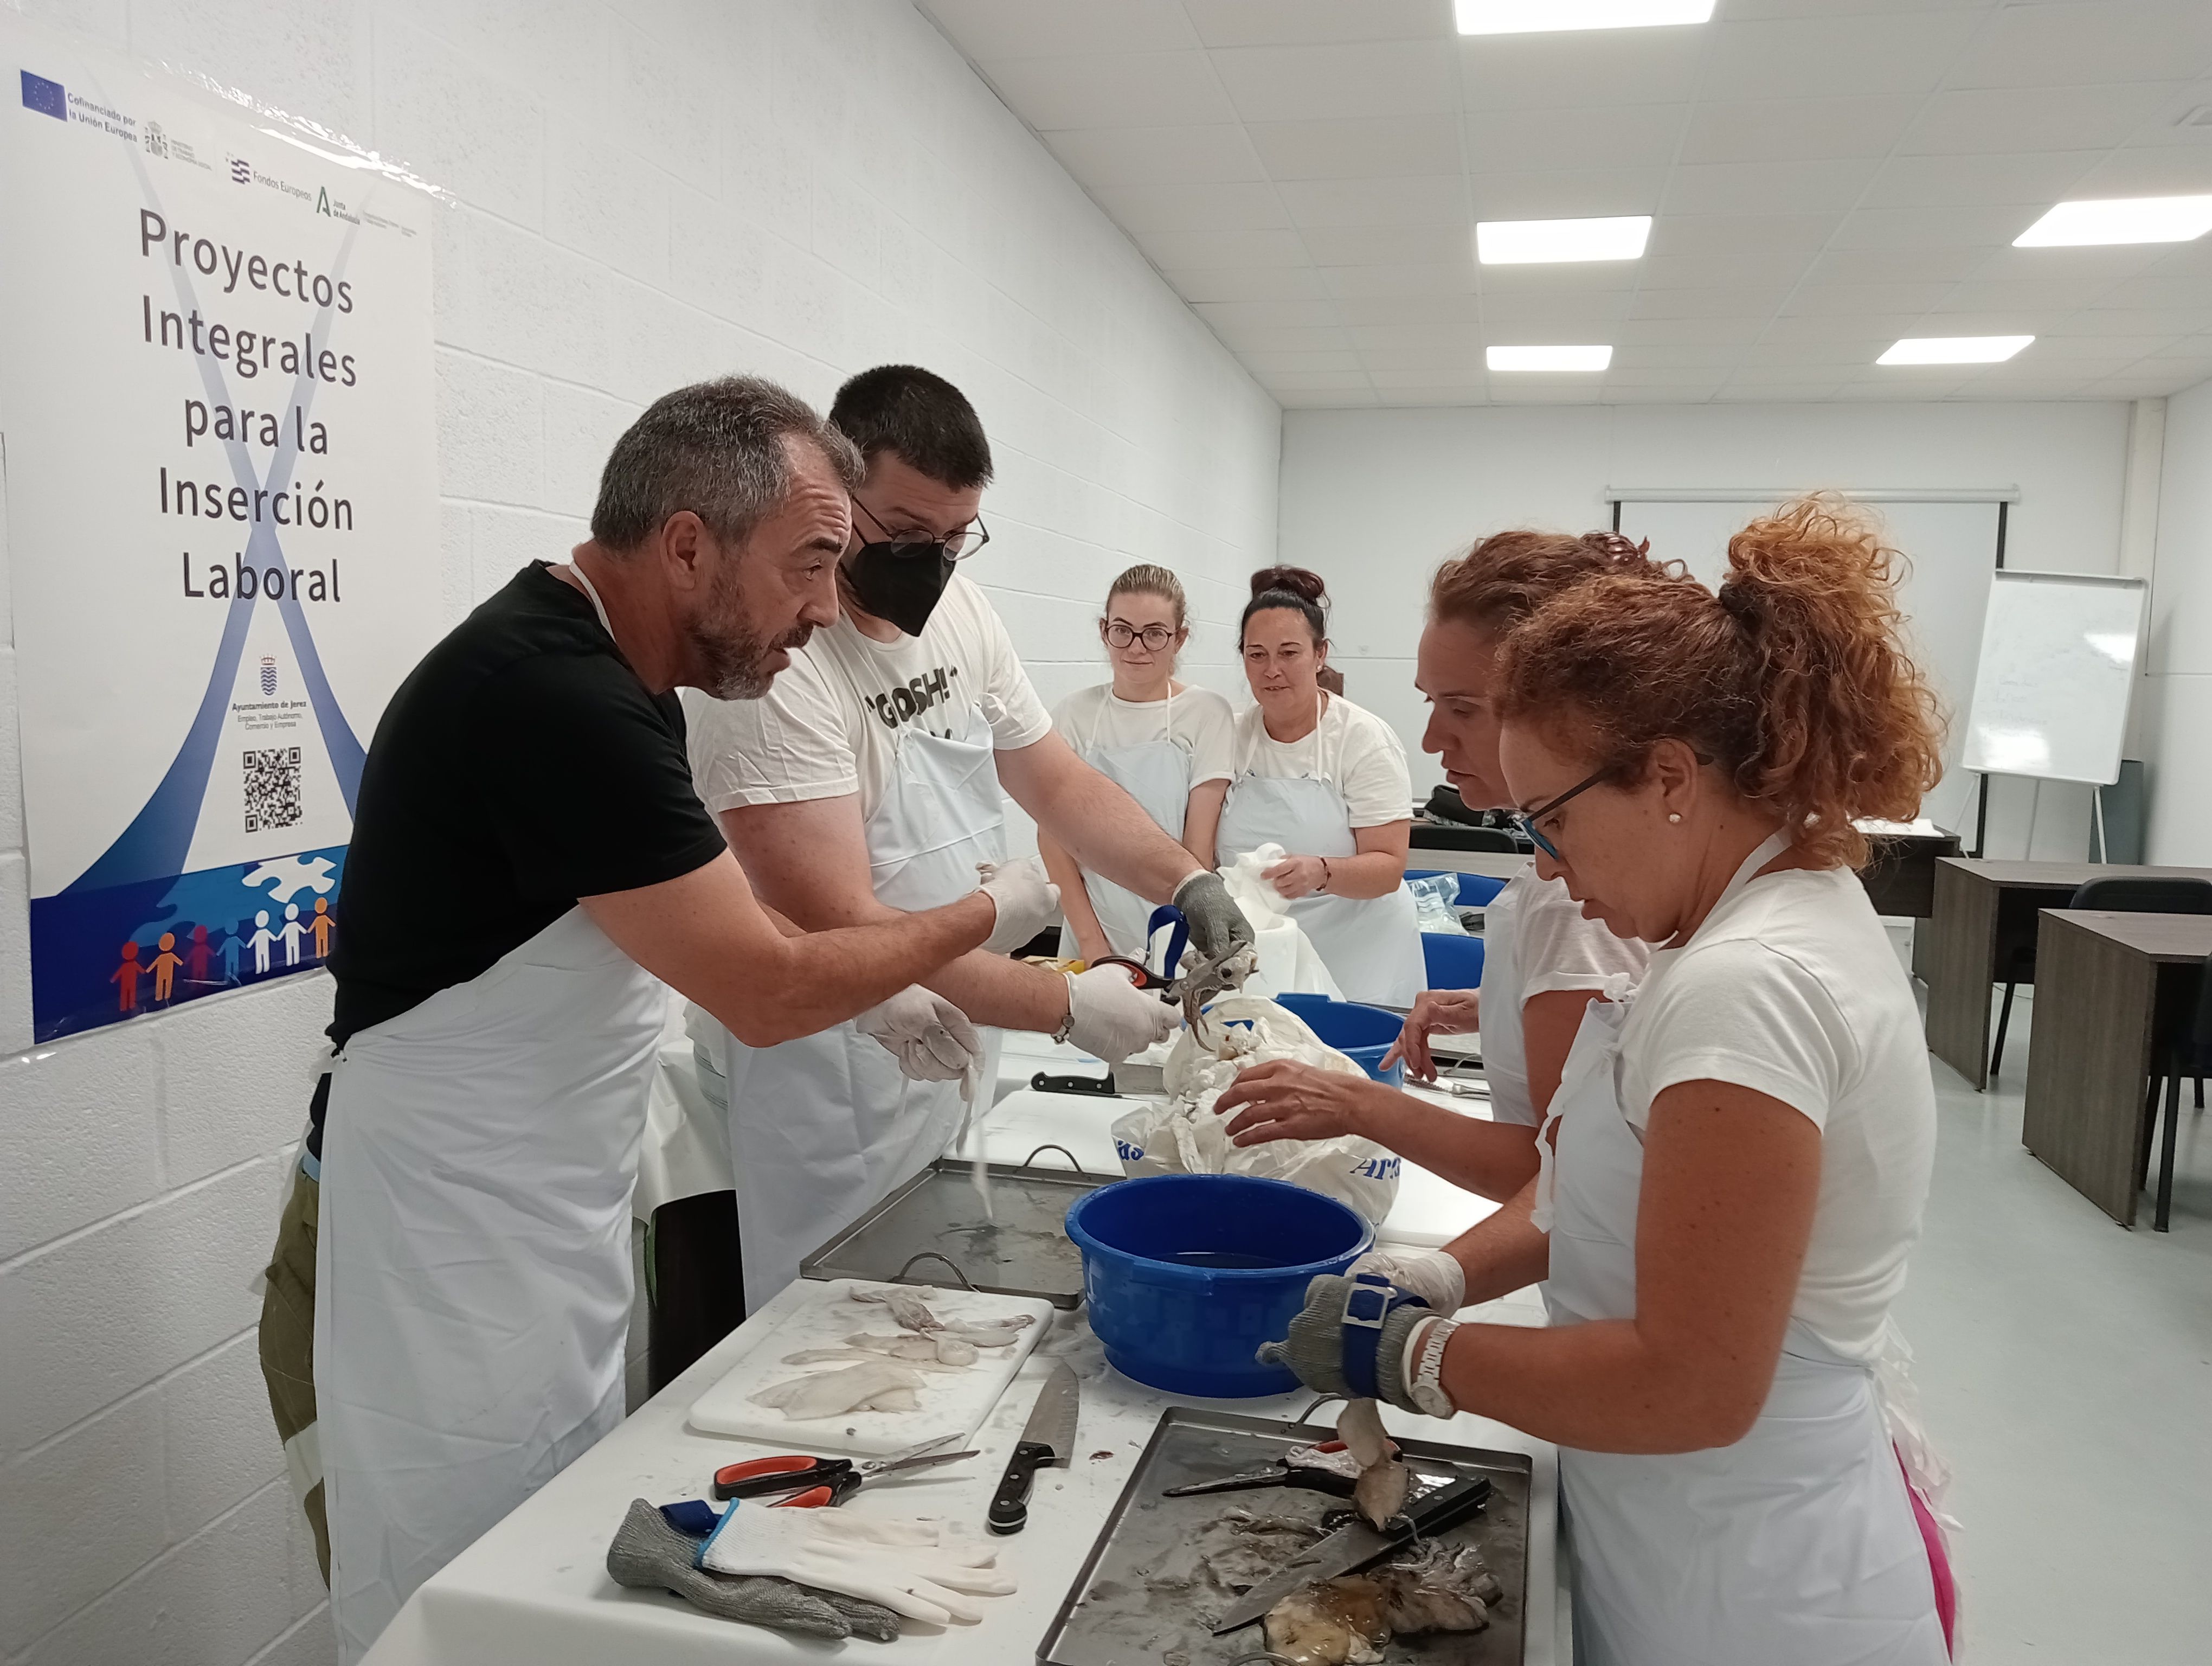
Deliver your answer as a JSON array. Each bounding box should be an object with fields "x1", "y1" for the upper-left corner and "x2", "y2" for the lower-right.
[
  {"x1": 1456, "y1": 1, "x2": 1715, "y2": 34},
  {"x1": 1488, "y1": 344, "x2": 1613, "y2": 371},
  {"x1": 2014, "y1": 195, "x2": 2212, "y2": 247},
  {"x1": 1477, "y1": 215, "x2": 1652, "y2": 264},
  {"x1": 1876, "y1": 336, "x2": 2034, "y2": 366}
]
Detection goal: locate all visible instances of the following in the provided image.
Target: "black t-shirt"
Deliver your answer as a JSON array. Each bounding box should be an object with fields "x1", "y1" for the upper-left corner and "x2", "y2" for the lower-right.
[{"x1": 326, "y1": 560, "x2": 726, "y2": 1058}]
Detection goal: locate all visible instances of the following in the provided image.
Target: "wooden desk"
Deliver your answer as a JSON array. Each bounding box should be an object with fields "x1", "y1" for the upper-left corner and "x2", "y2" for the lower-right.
[
  {"x1": 1922, "y1": 859, "x2": 2212, "y2": 1090},
  {"x1": 2023, "y1": 910, "x2": 2212, "y2": 1227}
]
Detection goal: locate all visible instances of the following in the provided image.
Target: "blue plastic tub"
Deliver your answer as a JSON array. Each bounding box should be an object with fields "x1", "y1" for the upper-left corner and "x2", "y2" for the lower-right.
[
  {"x1": 1422, "y1": 930, "x2": 1486, "y2": 991},
  {"x1": 1065, "y1": 1174, "x2": 1373, "y2": 1397},
  {"x1": 1274, "y1": 992, "x2": 1407, "y2": 1087}
]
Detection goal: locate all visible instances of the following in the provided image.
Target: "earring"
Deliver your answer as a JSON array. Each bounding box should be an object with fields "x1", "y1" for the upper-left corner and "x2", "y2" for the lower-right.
[{"x1": 1667, "y1": 813, "x2": 1682, "y2": 824}]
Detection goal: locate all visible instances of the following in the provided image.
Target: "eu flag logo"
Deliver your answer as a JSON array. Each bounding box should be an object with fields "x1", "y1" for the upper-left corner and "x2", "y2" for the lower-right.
[{"x1": 20, "y1": 71, "x2": 66, "y2": 121}]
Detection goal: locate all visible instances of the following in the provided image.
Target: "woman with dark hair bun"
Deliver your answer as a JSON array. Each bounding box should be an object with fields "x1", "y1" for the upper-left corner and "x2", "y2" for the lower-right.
[
  {"x1": 1258, "y1": 500, "x2": 1956, "y2": 1666},
  {"x1": 1216, "y1": 566, "x2": 1425, "y2": 1006}
]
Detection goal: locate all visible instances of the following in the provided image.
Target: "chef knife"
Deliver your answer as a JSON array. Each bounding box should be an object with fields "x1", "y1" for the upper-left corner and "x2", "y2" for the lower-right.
[
  {"x1": 1210, "y1": 1473, "x2": 1495, "y2": 1633},
  {"x1": 986, "y1": 1362, "x2": 1079, "y2": 1535}
]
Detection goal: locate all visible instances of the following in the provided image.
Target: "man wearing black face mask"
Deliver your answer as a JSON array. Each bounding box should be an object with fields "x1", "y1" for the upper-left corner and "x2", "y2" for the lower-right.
[{"x1": 683, "y1": 365, "x2": 1254, "y2": 1312}]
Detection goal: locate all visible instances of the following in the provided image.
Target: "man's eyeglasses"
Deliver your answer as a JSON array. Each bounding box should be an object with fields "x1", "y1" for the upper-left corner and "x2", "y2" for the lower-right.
[
  {"x1": 1105, "y1": 621, "x2": 1176, "y2": 651},
  {"x1": 852, "y1": 497, "x2": 989, "y2": 562},
  {"x1": 1511, "y1": 767, "x2": 1611, "y2": 861}
]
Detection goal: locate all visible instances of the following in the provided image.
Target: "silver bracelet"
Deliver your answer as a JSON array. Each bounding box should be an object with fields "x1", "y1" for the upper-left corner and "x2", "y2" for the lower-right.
[{"x1": 1050, "y1": 972, "x2": 1078, "y2": 1045}]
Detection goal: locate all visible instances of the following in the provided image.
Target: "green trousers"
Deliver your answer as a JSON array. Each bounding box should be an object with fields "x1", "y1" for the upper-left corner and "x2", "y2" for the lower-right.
[{"x1": 258, "y1": 1167, "x2": 329, "y2": 1582}]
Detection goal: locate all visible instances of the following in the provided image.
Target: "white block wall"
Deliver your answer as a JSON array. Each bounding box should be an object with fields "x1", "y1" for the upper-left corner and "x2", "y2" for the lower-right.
[
  {"x1": 0, "y1": 4, "x2": 1281, "y2": 1663},
  {"x1": 2140, "y1": 372, "x2": 2212, "y2": 863}
]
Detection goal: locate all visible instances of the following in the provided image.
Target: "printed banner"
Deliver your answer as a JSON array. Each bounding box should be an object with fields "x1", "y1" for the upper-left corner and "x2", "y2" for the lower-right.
[{"x1": 1, "y1": 22, "x2": 440, "y2": 1040}]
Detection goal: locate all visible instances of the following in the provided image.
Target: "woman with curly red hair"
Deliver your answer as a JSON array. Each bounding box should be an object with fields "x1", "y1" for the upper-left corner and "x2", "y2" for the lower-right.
[{"x1": 1261, "y1": 499, "x2": 1956, "y2": 1665}]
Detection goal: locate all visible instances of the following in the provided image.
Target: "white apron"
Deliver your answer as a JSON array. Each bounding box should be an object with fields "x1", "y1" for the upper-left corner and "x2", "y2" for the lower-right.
[
  {"x1": 1472, "y1": 872, "x2": 1540, "y2": 1127},
  {"x1": 717, "y1": 691, "x2": 1007, "y2": 1313},
  {"x1": 1217, "y1": 717, "x2": 1423, "y2": 1008},
  {"x1": 1057, "y1": 688, "x2": 1192, "y2": 960},
  {"x1": 1535, "y1": 836, "x2": 1946, "y2": 1666},
  {"x1": 316, "y1": 906, "x2": 665, "y2": 1663}
]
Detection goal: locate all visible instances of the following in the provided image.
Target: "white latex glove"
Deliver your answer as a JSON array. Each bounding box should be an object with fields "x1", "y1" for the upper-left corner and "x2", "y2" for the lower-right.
[
  {"x1": 699, "y1": 1505, "x2": 1016, "y2": 1626},
  {"x1": 1064, "y1": 964, "x2": 1178, "y2": 1065},
  {"x1": 977, "y1": 857, "x2": 1060, "y2": 954},
  {"x1": 856, "y1": 986, "x2": 983, "y2": 1083},
  {"x1": 1352, "y1": 1246, "x2": 1465, "y2": 1315}
]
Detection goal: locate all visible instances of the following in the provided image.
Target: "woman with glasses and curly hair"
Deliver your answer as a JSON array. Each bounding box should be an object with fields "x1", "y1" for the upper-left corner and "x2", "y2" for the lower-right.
[
  {"x1": 1039, "y1": 565, "x2": 1236, "y2": 963},
  {"x1": 1256, "y1": 498, "x2": 1956, "y2": 1666}
]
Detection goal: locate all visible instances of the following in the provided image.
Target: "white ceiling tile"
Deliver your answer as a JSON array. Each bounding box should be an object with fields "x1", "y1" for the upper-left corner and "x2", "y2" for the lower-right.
[
  {"x1": 1185, "y1": 0, "x2": 1454, "y2": 49},
  {"x1": 1859, "y1": 150, "x2": 2099, "y2": 209},
  {"x1": 1457, "y1": 29, "x2": 1711, "y2": 111},
  {"x1": 1825, "y1": 206, "x2": 2031, "y2": 249},
  {"x1": 1192, "y1": 298, "x2": 1342, "y2": 332},
  {"x1": 1360, "y1": 348, "x2": 1487, "y2": 375},
  {"x1": 1899, "y1": 84, "x2": 2193, "y2": 156},
  {"x1": 1474, "y1": 264, "x2": 1642, "y2": 300},
  {"x1": 1277, "y1": 175, "x2": 1466, "y2": 229},
  {"x1": 1613, "y1": 341, "x2": 1754, "y2": 369},
  {"x1": 977, "y1": 52, "x2": 1233, "y2": 130},
  {"x1": 1660, "y1": 159, "x2": 1885, "y2": 216},
  {"x1": 1967, "y1": 244, "x2": 2172, "y2": 283},
  {"x1": 1246, "y1": 116, "x2": 1462, "y2": 181},
  {"x1": 1367, "y1": 366, "x2": 1486, "y2": 389},
  {"x1": 1261, "y1": 369, "x2": 1377, "y2": 390},
  {"x1": 2094, "y1": 274, "x2": 2212, "y2": 310},
  {"x1": 1330, "y1": 295, "x2": 1483, "y2": 327},
  {"x1": 1272, "y1": 388, "x2": 1382, "y2": 406},
  {"x1": 1630, "y1": 285, "x2": 1797, "y2": 321},
  {"x1": 1780, "y1": 280, "x2": 1956, "y2": 317},
  {"x1": 1697, "y1": 12, "x2": 1984, "y2": 97},
  {"x1": 2050, "y1": 306, "x2": 2212, "y2": 337},
  {"x1": 919, "y1": 0, "x2": 1200, "y2": 58},
  {"x1": 1196, "y1": 323, "x2": 1359, "y2": 353},
  {"x1": 2066, "y1": 146, "x2": 2212, "y2": 196},
  {"x1": 1139, "y1": 227, "x2": 1311, "y2": 268},
  {"x1": 1461, "y1": 105, "x2": 1691, "y2": 174},
  {"x1": 1212, "y1": 40, "x2": 1459, "y2": 123},
  {"x1": 1319, "y1": 262, "x2": 1476, "y2": 300},
  {"x1": 1298, "y1": 225, "x2": 1473, "y2": 266},
  {"x1": 1350, "y1": 322, "x2": 1473, "y2": 352},
  {"x1": 1614, "y1": 316, "x2": 1770, "y2": 345},
  {"x1": 1478, "y1": 290, "x2": 1634, "y2": 325},
  {"x1": 1637, "y1": 251, "x2": 1819, "y2": 289},
  {"x1": 1799, "y1": 246, "x2": 1991, "y2": 284},
  {"x1": 1945, "y1": 1, "x2": 2212, "y2": 92},
  {"x1": 1162, "y1": 266, "x2": 1329, "y2": 303},
  {"x1": 1753, "y1": 312, "x2": 1922, "y2": 344},
  {"x1": 1677, "y1": 95, "x2": 1925, "y2": 165},
  {"x1": 1093, "y1": 182, "x2": 1290, "y2": 234},
  {"x1": 1462, "y1": 168, "x2": 1670, "y2": 219},
  {"x1": 2023, "y1": 332, "x2": 2186, "y2": 360},
  {"x1": 1646, "y1": 214, "x2": 1844, "y2": 256},
  {"x1": 1042, "y1": 125, "x2": 1266, "y2": 187},
  {"x1": 1238, "y1": 349, "x2": 1367, "y2": 373}
]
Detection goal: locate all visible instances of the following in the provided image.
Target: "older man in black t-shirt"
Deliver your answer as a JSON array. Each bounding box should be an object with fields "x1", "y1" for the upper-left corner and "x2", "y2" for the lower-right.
[{"x1": 257, "y1": 377, "x2": 1058, "y2": 1663}]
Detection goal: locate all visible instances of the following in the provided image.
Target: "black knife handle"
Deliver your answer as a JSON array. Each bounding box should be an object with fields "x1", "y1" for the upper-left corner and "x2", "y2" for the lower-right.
[
  {"x1": 1031, "y1": 1071, "x2": 1115, "y2": 1096},
  {"x1": 1407, "y1": 1475, "x2": 1493, "y2": 1537},
  {"x1": 987, "y1": 1441, "x2": 1054, "y2": 1535}
]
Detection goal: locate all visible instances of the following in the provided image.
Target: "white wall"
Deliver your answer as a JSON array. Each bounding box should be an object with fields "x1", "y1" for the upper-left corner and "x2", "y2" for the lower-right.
[
  {"x1": 0, "y1": 4, "x2": 1278, "y2": 1664},
  {"x1": 2140, "y1": 375, "x2": 2212, "y2": 864},
  {"x1": 1277, "y1": 400, "x2": 2132, "y2": 861}
]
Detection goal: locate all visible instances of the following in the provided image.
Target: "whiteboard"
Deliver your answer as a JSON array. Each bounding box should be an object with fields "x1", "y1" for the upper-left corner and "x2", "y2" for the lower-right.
[
  {"x1": 1613, "y1": 497, "x2": 2002, "y2": 832},
  {"x1": 1960, "y1": 571, "x2": 2146, "y2": 786}
]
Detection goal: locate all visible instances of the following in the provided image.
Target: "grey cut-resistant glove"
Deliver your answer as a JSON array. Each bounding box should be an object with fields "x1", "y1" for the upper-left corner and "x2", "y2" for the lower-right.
[
  {"x1": 606, "y1": 1498, "x2": 902, "y2": 1642},
  {"x1": 1256, "y1": 1271, "x2": 1439, "y2": 1417},
  {"x1": 1173, "y1": 870, "x2": 1258, "y2": 973}
]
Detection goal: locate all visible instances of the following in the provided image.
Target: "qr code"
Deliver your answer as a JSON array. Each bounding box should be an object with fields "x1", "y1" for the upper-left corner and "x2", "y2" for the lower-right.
[{"x1": 243, "y1": 747, "x2": 302, "y2": 834}]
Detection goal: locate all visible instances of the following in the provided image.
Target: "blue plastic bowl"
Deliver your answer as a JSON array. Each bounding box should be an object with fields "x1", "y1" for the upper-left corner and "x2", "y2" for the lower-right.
[
  {"x1": 1065, "y1": 1174, "x2": 1373, "y2": 1398},
  {"x1": 1274, "y1": 992, "x2": 1407, "y2": 1086}
]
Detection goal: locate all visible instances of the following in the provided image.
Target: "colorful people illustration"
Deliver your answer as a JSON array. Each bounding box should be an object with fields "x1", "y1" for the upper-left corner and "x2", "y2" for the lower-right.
[
  {"x1": 249, "y1": 910, "x2": 276, "y2": 975},
  {"x1": 186, "y1": 923, "x2": 214, "y2": 985},
  {"x1": 149, "y1": 932, "x2": 185, "y2": 1004},
  {"x1": 111, "y1": 941, "x2": 143, "y2": 1013},
  {"x1": 311, "y1": 896, "x2": 335, "y2": 959},
  {"x1": 219, "y1": 924, "x2": 245, "y2": 984},
  {"x1": 280, "y1": 902, "x2": 306, "y2": 968}
]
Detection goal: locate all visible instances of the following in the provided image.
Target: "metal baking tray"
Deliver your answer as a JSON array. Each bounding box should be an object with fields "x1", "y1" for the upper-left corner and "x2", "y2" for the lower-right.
[
  {"x1": 798, "y1": 1154, "x2": 1109, "y2": 1309},
  {"x1": 1038, "y1": 1407, "x2": 1531, "y2": 1665}
]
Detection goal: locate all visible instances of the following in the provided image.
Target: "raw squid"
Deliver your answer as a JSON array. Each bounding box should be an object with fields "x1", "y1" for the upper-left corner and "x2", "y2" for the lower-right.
[
  {"x1": 938, "y1": 1317, "x2": 1035, "y2": 1349},
  {"x1": 747, "y1": 1361, "x2": 927, "y2": 1420},
  {"x1": 844, "y1": 1331, "x2": 979, "y2": 1367},
  {"x1": 780, "y1": 1346, "x2": 963, "y2": 1374},
  {"x1": 848, "y1": 1284, "x2": 943, "y2": 1332},
  {"x1": 1262, "y1": 1578, "x2": 1390, "y2": 1666},
  {"x1": 1261, "y1": 1544, "x2": 1496, "y2": 1666},
  {"x1": 1336, "y1": 1399, "x2": 1409, "y2": 1529}
]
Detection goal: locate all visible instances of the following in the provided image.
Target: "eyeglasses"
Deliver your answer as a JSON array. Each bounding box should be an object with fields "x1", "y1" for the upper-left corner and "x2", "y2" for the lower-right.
[
  {"x1": 1510, "y1": 767, "x2": 1611, "y2": 861},
  {"x1": 851, "y1": 496, "x2": 989, "y2": 562},
  {"x1": 1104, "y1": 621, "x2": 1176, "y2": 651}
]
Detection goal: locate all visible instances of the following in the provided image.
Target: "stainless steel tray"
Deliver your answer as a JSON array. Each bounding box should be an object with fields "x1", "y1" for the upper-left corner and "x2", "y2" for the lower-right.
[
  {"x1": 1038, "y1": 1407, "x2": 1531, "y2": 1665},
  {"x1": 798, "y1": 1155, "x2": 1109, "y2": 1309}
]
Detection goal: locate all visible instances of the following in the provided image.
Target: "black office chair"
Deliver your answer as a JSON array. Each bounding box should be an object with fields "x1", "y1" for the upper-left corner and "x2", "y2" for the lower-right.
[
  {"x1": 2144, "y1": 952, "x2": 2212, "y2": 1232},
  {"x1": 2066, "y1": 876, "x2": 2212, "y2": 1113}
]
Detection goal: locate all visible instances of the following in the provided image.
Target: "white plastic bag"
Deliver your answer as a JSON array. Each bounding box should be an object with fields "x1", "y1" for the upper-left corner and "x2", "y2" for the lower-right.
[{"x1": 1109, "y1": 994, "x2": 1401, "y2": 1226}]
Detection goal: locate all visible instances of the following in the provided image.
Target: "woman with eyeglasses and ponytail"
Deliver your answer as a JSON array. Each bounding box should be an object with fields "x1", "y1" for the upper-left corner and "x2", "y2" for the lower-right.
[
  {"x1": 1216, "y1": 566, "x2": 1425, "y2": 1008},
  {"x1": 1039, "y1": 565, "x2": 1236, "y2": 964}
]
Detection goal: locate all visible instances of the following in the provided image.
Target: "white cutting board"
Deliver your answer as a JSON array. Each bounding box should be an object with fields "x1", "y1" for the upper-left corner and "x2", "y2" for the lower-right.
[{"x1": 686, "y1": 1279, "x2": 1054, "y2": 1456}]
